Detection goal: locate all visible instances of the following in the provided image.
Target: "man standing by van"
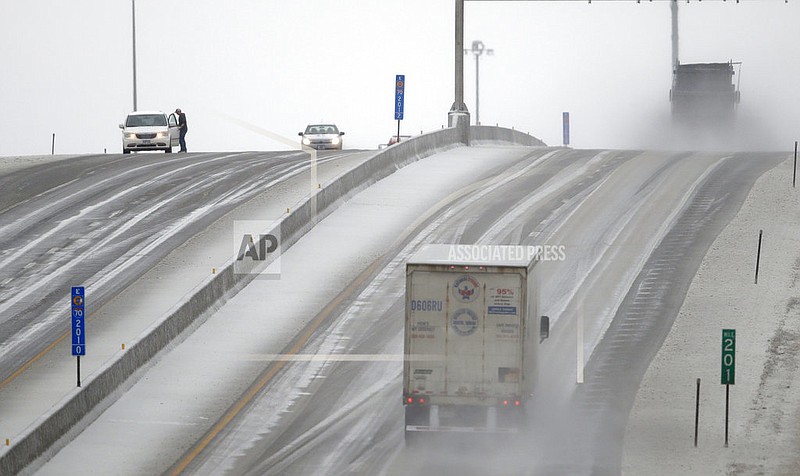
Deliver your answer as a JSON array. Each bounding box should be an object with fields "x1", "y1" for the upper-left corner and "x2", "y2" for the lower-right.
[{"x1": 175, "y1": 108, "x2": 188, "y2": 152}]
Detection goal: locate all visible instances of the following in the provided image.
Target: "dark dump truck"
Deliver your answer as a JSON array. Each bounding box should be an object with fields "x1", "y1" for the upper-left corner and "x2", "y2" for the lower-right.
[{"x1": 670, "y1": 61, "x2": 740, "y2": 125}]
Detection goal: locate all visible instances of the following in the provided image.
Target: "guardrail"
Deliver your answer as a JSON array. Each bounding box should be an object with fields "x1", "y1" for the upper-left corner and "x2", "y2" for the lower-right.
[{"x1": 0, "y1": 125, "x2": 545, "y2": 475}]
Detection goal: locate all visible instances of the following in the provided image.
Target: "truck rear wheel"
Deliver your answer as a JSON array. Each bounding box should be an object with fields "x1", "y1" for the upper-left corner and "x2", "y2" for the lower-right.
[
  {"x1": 404, "y1": 405, "x2": 427, "y2": 446},
  {"x1": 404, "y1": 429, "x2": 417, "y2": 447}
]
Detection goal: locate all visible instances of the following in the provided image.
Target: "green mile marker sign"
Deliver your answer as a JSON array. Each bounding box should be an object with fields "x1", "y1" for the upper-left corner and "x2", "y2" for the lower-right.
[{"x1": 721, "y1": 329, "x2": 736, "y2": 385}]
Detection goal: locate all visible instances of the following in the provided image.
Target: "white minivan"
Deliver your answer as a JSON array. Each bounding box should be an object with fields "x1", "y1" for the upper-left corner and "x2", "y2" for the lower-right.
[{"x1": 120, "y1": 111, "x2": 180, "y2": 154}]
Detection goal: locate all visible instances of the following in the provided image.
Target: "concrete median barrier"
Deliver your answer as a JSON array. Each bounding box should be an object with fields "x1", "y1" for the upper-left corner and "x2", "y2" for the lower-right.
[{"x1": 469, "y1": 125, "x2": 546, "y2": 146}]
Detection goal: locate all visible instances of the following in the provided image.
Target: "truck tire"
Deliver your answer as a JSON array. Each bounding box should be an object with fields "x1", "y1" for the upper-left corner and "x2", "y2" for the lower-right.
[{"x1": 404, "y1": 429, "x2": 416, "y2": 447}]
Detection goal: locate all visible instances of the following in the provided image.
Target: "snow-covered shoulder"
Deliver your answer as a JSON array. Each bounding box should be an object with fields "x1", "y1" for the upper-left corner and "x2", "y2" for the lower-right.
[{"x1": 623, "y1": 155, "x2": 800, "y2": 475}]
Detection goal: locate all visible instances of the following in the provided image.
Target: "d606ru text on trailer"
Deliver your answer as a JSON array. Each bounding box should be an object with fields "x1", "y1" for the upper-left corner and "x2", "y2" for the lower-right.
[{"x1": 403, "y1": 244, "x2": 550, "y2": 438}]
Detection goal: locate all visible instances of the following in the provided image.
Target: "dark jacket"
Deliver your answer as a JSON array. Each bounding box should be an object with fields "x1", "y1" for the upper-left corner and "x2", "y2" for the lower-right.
[{"x1": 177, "y1": 112, "x2": 187, "y2": 131}]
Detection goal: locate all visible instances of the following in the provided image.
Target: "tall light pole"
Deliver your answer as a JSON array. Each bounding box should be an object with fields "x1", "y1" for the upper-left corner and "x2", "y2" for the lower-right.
[
  {"x1": 449, "y1": 0, "x2": 470, "y2": 134},
  {"x1": 671, "y1": 0, "x2": 679, "y2": 71},
  {"x1": 132, "y1": 0, "x2": 138, "y2": 111},
  {"x1": 465, "y1": 40, "x2": 493, "y2": 125}
]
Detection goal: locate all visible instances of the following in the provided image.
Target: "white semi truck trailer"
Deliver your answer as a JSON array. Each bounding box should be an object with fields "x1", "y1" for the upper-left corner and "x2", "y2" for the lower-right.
[{"x1": 403, "y1": 244, "x2": 550, "y2": 438}]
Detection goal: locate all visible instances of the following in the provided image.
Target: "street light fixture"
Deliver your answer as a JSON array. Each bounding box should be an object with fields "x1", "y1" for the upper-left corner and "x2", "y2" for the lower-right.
[{"x1": 465, "y1": 40, "x2": 493, "y2": 125}]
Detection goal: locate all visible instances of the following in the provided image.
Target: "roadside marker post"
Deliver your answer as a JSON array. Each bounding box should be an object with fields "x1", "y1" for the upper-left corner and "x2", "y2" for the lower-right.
[
  {"x1": 793, "y1": 141, "x2": 796, "y2": 188},
  {"x1": 71, "y1": 286, "x2": 86, "y2": 387},
  {"x1": 694, "y1": 378, "x2": 701, "y2": 447},
  {"x1": 721, "y1": 329, "x2": 736, "y2": 447},
  {"x1": 395, "y1": 75, "x2": 405, "y2": 144},
  {"x1": 754, "y1": 230, "x2": 763, "y2": 284}
]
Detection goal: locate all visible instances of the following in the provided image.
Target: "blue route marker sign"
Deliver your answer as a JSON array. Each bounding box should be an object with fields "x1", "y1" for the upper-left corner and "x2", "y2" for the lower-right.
[
  {"x1": 395, "y1": 75, "x2": 405, "y2": 120},
  {"x1": 71, "y1": 286, "x2": 86, "y2": 356}
]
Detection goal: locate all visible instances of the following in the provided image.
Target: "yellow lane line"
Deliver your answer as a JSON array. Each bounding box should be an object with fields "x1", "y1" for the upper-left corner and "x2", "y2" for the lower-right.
[
  {"x1": 0, "y1": 328, "x2": 71, "y2": 391},
  {"x1": 169, "y1": 255, "x2": 386, "y2": 475}
]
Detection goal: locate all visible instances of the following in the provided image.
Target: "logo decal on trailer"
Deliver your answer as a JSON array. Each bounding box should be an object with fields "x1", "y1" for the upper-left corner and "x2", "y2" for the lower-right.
[
  {"x1": 451, "y1": 309, "x2": 478, "y2": 336},
  {"x1": 452, "y1": 275, "x2": 480, "y2": 303}
]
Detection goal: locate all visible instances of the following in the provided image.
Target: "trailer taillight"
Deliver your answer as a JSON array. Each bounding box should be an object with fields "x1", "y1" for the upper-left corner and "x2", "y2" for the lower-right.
[{"x1": 405, "y1": 396, "x2": 428, "y2": 405}]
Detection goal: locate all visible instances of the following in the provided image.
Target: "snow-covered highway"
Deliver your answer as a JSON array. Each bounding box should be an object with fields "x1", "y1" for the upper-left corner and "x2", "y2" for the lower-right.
[
  {"x1": 8, "y1": 143, "x2": 788, "y2": 475},
  {"x1": 0, "y1": 151, "x2": 372, "y2": 386},
  {"x1": 0, "y1": 150, "x2": 373, "y2": 471},
  {"x1": 0, "y1": 136, "x2": 786, "y2": 475}
]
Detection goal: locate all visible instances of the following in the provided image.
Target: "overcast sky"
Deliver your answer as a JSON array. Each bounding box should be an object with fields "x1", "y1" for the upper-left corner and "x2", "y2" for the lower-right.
[{"x1": 1, "y1": 0, "x2": 797, "y2": 156}]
